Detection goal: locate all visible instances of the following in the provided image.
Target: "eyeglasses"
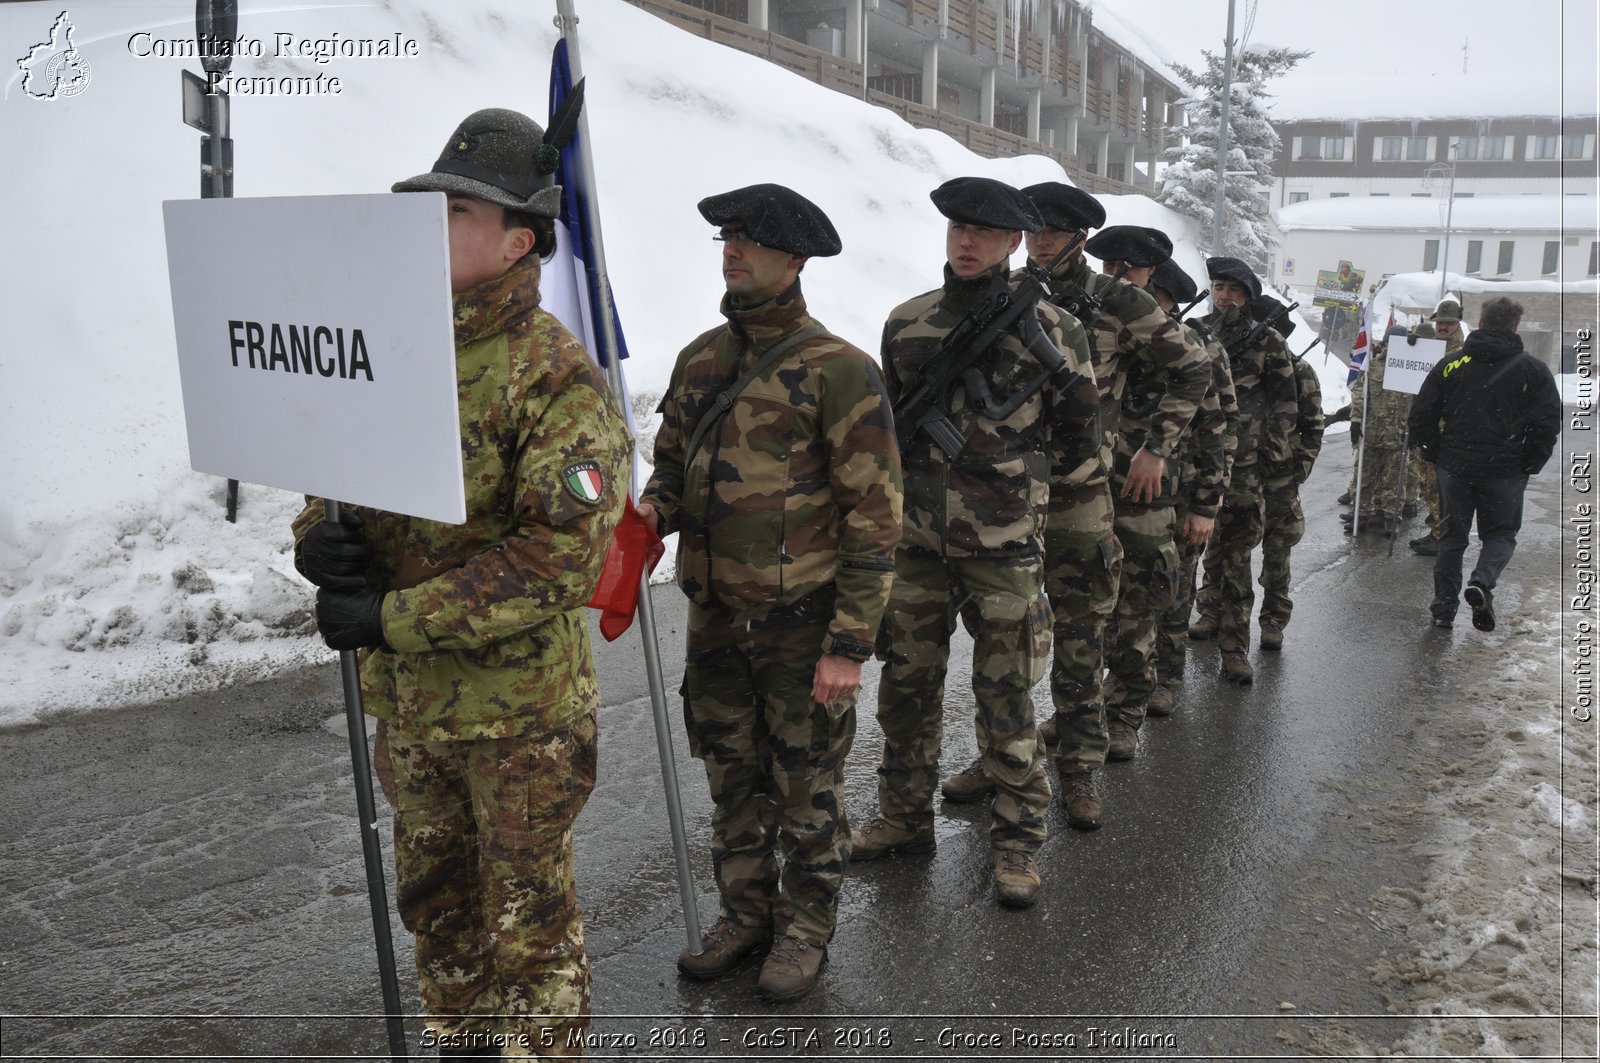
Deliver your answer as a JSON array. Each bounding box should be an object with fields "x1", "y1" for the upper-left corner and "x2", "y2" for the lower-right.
[{"x1": 712, "y1": 230, "x2": 764, "y2": 249}]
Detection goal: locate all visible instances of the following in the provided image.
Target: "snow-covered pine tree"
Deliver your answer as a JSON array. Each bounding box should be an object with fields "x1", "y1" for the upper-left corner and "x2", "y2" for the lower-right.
[{"x1": 1159, "y1": 44, "x2": 1309, "y2": 268}]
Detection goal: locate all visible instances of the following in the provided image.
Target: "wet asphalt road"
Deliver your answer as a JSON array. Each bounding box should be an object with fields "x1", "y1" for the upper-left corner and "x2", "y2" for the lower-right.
[{"x1": 0, "y1": 441, "x2": 1571, "y2": 1061}]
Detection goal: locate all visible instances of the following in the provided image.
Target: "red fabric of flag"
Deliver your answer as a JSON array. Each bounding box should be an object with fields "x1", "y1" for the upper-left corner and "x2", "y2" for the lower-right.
[{"x1": 586, "y1": 501, "x2": 665, "y2": 641}]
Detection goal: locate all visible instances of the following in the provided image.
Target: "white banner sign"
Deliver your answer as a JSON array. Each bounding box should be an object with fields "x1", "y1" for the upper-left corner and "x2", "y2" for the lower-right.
[
  {"x1": 1383, "y1": 336, "x2": 1448, "y2": 396},
  {"x1": 163, "y1": 193, "x2": 465, "y2": 523}
]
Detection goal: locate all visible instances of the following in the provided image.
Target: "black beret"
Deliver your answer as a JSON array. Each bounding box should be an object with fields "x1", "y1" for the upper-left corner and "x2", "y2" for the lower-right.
[
  {"x1": 1149, "y1": 259, "x2": 1198, "y2": 304},
  {"x1": 697, "y1": 183, "x2": 842, "y2": 257},
  {"x1": 1084, "y1": 225, "x2": 1173, "y2": 268},
  {"x1": 930, "y1": 176, "x2": 1041, "y2": 232},
  {"x1": 1251, "y1": 295, "x2": 1296, "y2": 338},
  {"x1": 1021, "y1": 182, "x2": 1106, "y2": 231},
  {"x1": 1206, "y1": 256, "x2": 1262, "y2": 300}
]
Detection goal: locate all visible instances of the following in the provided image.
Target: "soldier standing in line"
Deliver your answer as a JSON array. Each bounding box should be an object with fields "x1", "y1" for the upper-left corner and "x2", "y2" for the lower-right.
[
  {"x1": 986, "y1": 183, "x2": 1210, "y2": 774},
  {"x1": 1339, "y1": 324, "x2": 1413, "y2": 539},
  {"x1": 636, "y1": 185, "x2": 903, "y2": 1000},
  {"x1": 1187, "y1": 258, "x2": 1298, "y2": 685},
  {"x1": 1253, "y1": 296, "x2": 1324, "y2": 652},
  {"x1": 850, "y1": 177, "x2": 1101, "y2": 904},
  {"x1": 293, "y1": 108, "x2": 633, "y2": 1059},
  {"x1": 1409, "y1": 298, "x2": 1466, "y2": 556},
  {"x1": 1148, "y1": 260, "x2": 1237, "y2": 717}
]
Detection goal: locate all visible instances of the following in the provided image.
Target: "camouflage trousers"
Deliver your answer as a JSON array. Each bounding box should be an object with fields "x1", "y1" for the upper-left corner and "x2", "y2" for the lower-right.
[
  {"x1": 1258, "y1": 480, "x2": 1305, "y2": 626},
  {"x1": 873, "y1": 548, "x2": 1053, "y2": 851},
  {"x1": 1413, "y1": 454, "x2": 1441, "y2": 532},
  {"x1": 1196, "y1": 483, "x2": 1268, "y2": 653},
  {"x1": 682, "y1": 598, "x2": 854, "y2": 947},
  {"x1": 1104, "y1": 501, "x2": 1178, "y2": 728},
  {"x1": 1158, "y1": 506, "x2": 1204, "y2": 686},
  {"x1": 1044, "y1": 481, "x2": 1121, "y2": 772},
  {"x1": 376, "y1": 715, "x2": 596, "y2": 1059},
  {"x1": 1354, "y1": 446, "x2": 1405, "y2": 522}
]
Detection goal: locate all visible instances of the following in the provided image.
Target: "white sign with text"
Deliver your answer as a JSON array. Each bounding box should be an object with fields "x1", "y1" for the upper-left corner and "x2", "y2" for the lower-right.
[
  {"x1": 164, "y1": 193, "x2": 465, "y2": 523},
  {"x1": 1383, "y1": 336, "x2": 1448, "y2": 396}
]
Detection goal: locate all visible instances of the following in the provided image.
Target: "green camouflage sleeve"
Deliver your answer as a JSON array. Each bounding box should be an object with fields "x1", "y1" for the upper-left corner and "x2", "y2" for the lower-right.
[
  {"x1": 1259, "y1": 330, "x2": 1301, "y2": 468},
  {"x1": 382, "y1": 381, "x2": 629, "y2": 653},
  {"x1": 1292, "y1": 359, "x2": 1325, "y2": 483},
  {"x1": 1041, "y1": 303, "x2": 1104, "y2": 486},
  {"x1": 1185, "y1": 334, "x2": 1237, "y2": 518},
  {"x1": 1107, "y1": 284, "x2": 1212, "y2": 458},
  {"x1": 641, "y1": 327, "x2": 723, "y2": 536},
  {"x1": 818, "y1": 353, "x2": 903, "y2": 661}
]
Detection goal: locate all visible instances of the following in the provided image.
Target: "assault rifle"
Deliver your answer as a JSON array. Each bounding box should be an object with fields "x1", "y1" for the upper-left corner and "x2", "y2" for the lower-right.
[
  {"x1": 1042, "y1": 257, "x2": 1131, "y2": 332},
  {"x1": 1216, "y1": 300, "x2": 1300, "y2": 357},
  {"x1": 894, "y1": 244, "x2": 1076, "y2": 457}
]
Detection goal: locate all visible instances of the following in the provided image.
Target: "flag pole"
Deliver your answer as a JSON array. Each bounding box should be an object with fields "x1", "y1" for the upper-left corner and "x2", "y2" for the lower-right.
[{"x1": 554, "y1": 0, "x2": 703, "y2": 955}]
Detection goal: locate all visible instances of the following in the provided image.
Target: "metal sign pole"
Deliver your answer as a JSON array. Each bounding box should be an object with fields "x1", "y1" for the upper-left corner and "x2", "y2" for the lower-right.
[
  {"x1": 553, "y1": 0, "x2": 703, "y2": 956},
  {"x1": 325, "y1": 500, "x2": 410, "y2": 1062}
]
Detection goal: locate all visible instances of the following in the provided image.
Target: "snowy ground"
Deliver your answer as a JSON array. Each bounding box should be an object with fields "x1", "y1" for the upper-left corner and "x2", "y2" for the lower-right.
[{"x1": 1, "y1": 0, "x2": 1594, "y2": 1054}]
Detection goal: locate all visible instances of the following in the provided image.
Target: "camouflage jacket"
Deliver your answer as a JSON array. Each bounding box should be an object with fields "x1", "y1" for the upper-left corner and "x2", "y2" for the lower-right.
[
  {"x1": 1037, "y1": 255, "x2": 1211, "y2": 505},
  {"x1": 1350, "y1": 343, "x2": 1412, "y2": 449},
  {"x1": 1265, "y1": 354, "x2": 1325, "y2": 489},
  {"x1": 1172, "y1": 324, "x2": 1239, "y2": 518},
  {"x1": 291, "y1": 259, "x2": 632, "y2": 742},
  {"x1": 884, "y1": 263, "x2": 1101, "y2": 559},
  {"x1": 640, "y1": 283, "x2": 902, "y2": 663},
  {"x1": 1199, "y1": 305, "x2": 1299, "y2": 491}
]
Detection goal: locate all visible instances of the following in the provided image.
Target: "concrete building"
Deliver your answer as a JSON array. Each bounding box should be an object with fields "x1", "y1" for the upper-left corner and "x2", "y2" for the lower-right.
[{"x1": 626, "y1": 0, "x2": 1186, "y2": 197}]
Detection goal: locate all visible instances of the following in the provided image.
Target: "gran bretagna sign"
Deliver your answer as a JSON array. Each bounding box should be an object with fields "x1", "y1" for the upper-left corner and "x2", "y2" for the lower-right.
[{"x1": 163, "y1": 193, "x2": 465, "y2": 523}]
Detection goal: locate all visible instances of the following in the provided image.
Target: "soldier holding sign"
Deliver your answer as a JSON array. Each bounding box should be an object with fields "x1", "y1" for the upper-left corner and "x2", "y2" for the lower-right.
[{"x1": 291, "y1": 108, "x2": 631, "y2": 1059}]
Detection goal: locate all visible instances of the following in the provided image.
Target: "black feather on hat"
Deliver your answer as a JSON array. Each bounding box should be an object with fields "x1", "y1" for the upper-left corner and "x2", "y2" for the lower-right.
[
  {"x1": 1206, "y1": 256, "x2": 1262, "y2": 300},
  {"x1": 1150, "y1": 260, "x2": 1198, "y2": 304},
  {"x1": 930, "y1": 177, "x2": 1042, "y2": 232},
  {"x1": 1021, "y1": 182, "x2": 1106, "y2": 232},
  {"x1": 1084, "y1": 225, "x2": 1173, "y2": 267},
  {"x1": 697, "y1": 183, "x2": 842, "y2": 257},
  {"x1": 394, "y1": 108, "x2": 563, "y2": 217},
  {"x1": 1251, "y1": 295, "x2": 1296, "y2": 338}
]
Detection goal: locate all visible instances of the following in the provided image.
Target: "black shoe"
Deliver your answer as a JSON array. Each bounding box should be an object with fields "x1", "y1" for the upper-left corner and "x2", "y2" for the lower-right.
[
  {"x1": 1464, "y1": 582, "x2": 1495, "y2": 631},
  {"x1": 1337, "y1": 490, "x2": 1354, "y2": 506},
  {"x1": 1430, "y1": 614, "x2": 1453, "y2": 628},
  {"x1": 1410, "y1": 534, "x2": 1439, "y2": 556},
  {"x1": 1402, "y1": 501, "x2": 1419, "y2": 518}
]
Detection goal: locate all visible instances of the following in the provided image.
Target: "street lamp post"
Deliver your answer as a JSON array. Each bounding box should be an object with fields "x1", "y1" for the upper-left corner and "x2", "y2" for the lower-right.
[
  {"x1": 1210, "y1": 0, "x2": 1237, "y2": 253},
  {"x1": 1431, "y1": 145, "x2": 1460, "y2": 300}
]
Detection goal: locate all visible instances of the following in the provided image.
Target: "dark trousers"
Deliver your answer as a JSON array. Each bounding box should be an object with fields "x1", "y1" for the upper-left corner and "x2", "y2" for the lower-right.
[{"x1": 1431, "y1": 465, "x2": 1528, "y2": 619}]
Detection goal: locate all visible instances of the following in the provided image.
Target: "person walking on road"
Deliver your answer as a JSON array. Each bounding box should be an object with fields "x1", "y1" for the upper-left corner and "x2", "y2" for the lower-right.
[
  {"x1": 1408, "y1": 296, "x2": 1561, "y2": 631},
  {"x1": 637, "y1": 184, "x2": 903, "y2": 1000},
  {"x1": 292, "y1": 108, "x2": 633, "y2": 1059}
]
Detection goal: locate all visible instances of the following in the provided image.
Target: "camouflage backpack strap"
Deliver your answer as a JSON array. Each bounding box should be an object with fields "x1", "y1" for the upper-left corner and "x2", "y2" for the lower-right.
[{"x1": 683, "y1": 324, "x2": 827, "y2": 473}]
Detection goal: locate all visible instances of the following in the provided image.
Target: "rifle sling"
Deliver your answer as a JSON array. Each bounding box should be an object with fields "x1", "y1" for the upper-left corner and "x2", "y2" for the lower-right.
[{"x1": 683, "y1": 325, "x2": 827, "y2": 473}]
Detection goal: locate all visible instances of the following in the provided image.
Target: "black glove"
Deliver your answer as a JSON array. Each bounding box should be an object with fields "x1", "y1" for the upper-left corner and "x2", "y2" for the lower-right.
[
  {"x1": 299, "y1": 510, "x2": 371, "y2": 589},
  {"x1": 1420, "y1": 445, "x2": 1438, "y2": 464},
  {"x1": 1350, "y1": 423, "x2": 1363, "y2": 447},
  {"x1": 315, "y1": 586, "x2": 390, "y2": 651},
  {"x1": 1326, "y1": 405, "x2": 1352, "y2": 425}
]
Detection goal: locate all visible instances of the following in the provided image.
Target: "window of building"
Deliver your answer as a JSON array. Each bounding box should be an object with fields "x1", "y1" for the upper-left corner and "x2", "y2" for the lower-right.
[
  {"x1": 1288, "y1": 191, "x2": 1309, "y2": 203},
  {"x1": 1329, "y1": 191, "x2": 1349, "y2": 198},
  {"x1": 1466, "y1": 240, "x2": 1483, "y2": 273},
  {"x1": 1454, "y1": 192, "x2": 1475, "y2": 198},
  {"x1": 1370, "y1": 192, "x2": 1390, "y2": 197},
  {"x1": 1564, "y1": 133, "x2": 1593, "y2": 159},
  {"x1": 1532, "y1": 135, "x2": 1558, "y2": 159},
  {"x1": 1380, "y1": 135, "x2": 1402, "y2": 160},
  {"x1": 1590, "y1": 241, "x2": 1599, "y2": 277},
  {"x1": 1482, "y1": 135, "x2": 1508, "y2": 159},
  {"x1": 1423, "y1": 239, "x2": 1440, "y2": 271},
  {"x1": 1407, "y1": 136, "x2": 1431, "y2": 160},
  {"x1": 1412, "y1": 192, "x2": 1432, "y2": 197},
  {"x1": 1543, "y1": 241, "x2": 1560, "y2": 275},
  {"x1": 1325, "y1": 136, "x2": 1346, "y2": 160},
  {"x1": 1497, "y1": 240, "x2": 1515, "y2": 274},
  {"x1": 1454, "y1": 135, "x2": 1478, "y2": 159},
  {"x1": 1297, "y1": 136, "x2": 1321, "y2": 159}
]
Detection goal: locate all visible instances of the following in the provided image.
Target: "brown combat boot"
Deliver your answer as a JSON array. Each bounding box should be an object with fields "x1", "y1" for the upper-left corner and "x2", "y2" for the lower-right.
[
  {"x1": 993, "y1": 850, "x2": 1041, "y2": 908},
  {"x1": 1188, "y1": 613, "x2": 1219, "y2": 640},
  {"x1": 757, "y1": 935, "x2": 827, "y2": 1000},
  {"x1": 1145, "y1": 684, "x2": 1176, "y2": 718},
  {"x1": 939, "y1": 756, "x2": 995, "y2": 803},
  {"x1": 1107, "y1": 721, "x2": 1138, "y2": 761},
  {"x1": 848, "y1": 816, "x2": 935, "y2": 862},
  {"x1": 1061, "y1": 771, "x2": 1103, "y2": 830},
  {"x1": 1258, "y1": 619, "x2": 1285, "y2": 651},
  {"x1": 1038, "y1": 714, "x2": 1059, "y2": 745},
  {"x1": 676, "y1": 917, "x2": 772, "y2": 980},
  {"x1": 1221, "y1": 650, "x2": 1255, "y2": 684}
]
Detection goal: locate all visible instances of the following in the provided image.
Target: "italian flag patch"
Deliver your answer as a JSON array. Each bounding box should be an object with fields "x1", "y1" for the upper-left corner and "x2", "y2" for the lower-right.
[{"x1": 562, "y1": 461, "x2": 605, "y2": 503}]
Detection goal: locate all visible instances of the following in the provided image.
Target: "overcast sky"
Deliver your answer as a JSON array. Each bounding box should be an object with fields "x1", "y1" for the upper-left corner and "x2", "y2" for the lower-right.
[{"x1": 1100, "y1": 0, "x2": 1598, "y2": 106}]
